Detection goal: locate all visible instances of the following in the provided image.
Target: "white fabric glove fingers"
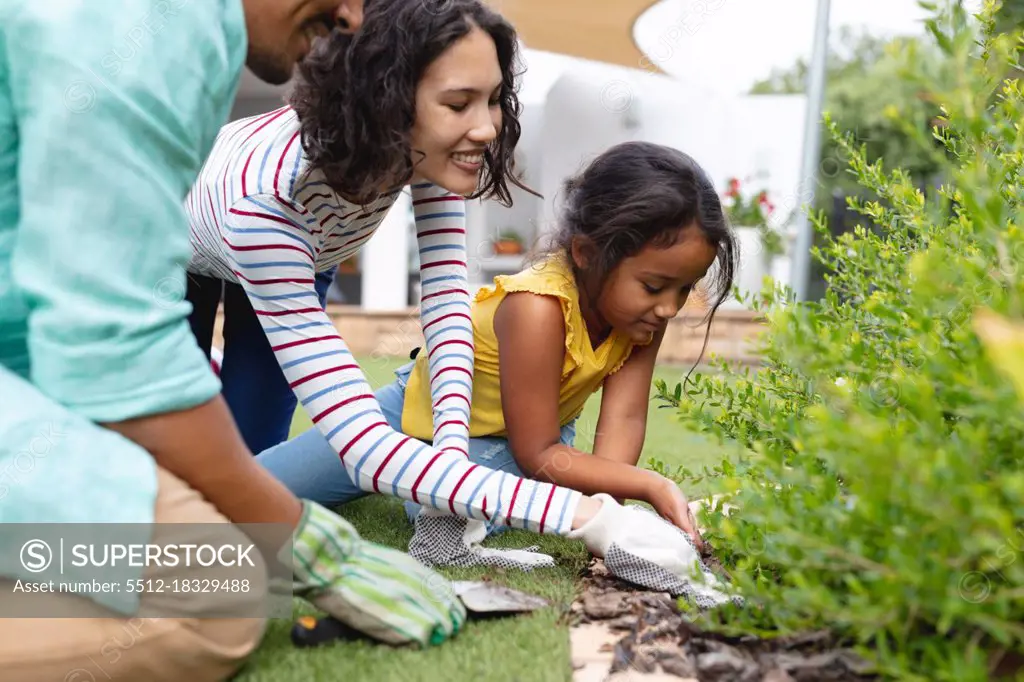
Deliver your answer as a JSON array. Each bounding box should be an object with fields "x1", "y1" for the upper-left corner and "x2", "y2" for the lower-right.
[
  {"x1": 409, "y1": 509, "x2": 556, "y2": 572},
  {"x1": 474, "y1": 547, "x2": 555, "y2": 569},
  {"x1": 603, "y1": 544, "x2": 741, "y2": 609}
]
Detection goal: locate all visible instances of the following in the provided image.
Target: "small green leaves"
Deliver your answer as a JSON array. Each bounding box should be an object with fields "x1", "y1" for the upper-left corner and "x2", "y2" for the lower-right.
[{"x1": 651, "y1": 6, "x2": 1024, "y2": 680}]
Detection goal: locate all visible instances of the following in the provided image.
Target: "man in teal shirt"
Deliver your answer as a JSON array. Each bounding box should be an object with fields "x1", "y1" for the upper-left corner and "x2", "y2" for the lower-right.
[{"x1": 0, "y1": 2, "x2": 466, "y2": 679}]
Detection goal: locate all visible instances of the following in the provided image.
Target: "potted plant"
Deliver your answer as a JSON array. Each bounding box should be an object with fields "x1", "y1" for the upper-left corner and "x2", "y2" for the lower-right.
[
  {"x1": 335, "y1": 254, "x2": 360, "y2": 275},
  {"x1": 721, "y1": 176, "x2": 785, "y2": 308},
  {"x1": 492, "y1": 229, "x2": 524, "y2": 255}
]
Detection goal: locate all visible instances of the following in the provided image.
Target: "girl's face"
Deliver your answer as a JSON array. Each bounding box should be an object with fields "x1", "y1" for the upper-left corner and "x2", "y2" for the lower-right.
[
  {"x1": 584, "y1": 226, "x2": 719, "y2": 344},
  {"x1": 409, "y1": 25, "x2": 504, "y2": 196}
]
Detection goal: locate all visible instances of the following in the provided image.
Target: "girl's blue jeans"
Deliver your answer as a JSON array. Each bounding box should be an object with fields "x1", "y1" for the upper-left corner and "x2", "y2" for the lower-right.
[{"x1": 255, "y1": 361, "x2": 578, "y2": 526}]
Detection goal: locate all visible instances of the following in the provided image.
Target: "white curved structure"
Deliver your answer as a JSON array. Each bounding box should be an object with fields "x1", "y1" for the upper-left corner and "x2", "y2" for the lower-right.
[{"x1": 632, "y1": 0, "x2": 936, "y2": 96}]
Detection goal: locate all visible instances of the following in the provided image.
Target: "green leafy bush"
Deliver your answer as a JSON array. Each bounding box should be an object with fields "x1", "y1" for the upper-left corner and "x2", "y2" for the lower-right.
[{"x1": 654, "y1": 4, "x2": 1024, "y2": 680}]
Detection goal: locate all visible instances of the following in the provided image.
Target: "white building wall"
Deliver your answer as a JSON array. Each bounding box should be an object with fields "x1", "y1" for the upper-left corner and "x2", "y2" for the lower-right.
[{"x1": 360, "y1": 190, "x2": 411, "y2": 310}]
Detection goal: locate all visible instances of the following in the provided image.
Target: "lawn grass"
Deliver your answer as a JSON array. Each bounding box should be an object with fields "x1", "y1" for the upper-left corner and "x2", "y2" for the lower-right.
[{"x1": 239, "y1": 356, "x2": 727, "y2": 682}]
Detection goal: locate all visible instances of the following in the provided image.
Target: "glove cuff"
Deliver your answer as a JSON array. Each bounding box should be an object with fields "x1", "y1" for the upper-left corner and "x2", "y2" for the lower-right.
[
  {"x1": 565, "y1": 493, "x2": 618, "y2": 555},
  {"x1": 276, "y1": 500, "x2": 312, "y2": 574},
  {"x1": 290, "y1": 500, "x2": 361, "y2": 589}
]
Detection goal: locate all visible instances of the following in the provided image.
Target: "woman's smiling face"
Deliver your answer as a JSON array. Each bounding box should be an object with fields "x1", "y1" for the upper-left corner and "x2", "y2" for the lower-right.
[{"x1": 408, "y1": 25, "x2": 504, "y2": 196}]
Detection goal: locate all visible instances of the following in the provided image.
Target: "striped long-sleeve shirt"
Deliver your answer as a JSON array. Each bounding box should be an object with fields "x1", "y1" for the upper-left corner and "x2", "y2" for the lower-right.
[{"x1": 183, "y1": 107, "x2": 582, "y2": 534}]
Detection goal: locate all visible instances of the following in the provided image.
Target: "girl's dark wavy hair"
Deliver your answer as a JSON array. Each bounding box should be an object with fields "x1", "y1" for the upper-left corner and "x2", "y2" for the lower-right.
[
  {"x1": 547, "y1": 141, "x2": 738, "y2": 377},
  {"x1": 288, "y1": 0, "x2": 533, "y2": 206}
]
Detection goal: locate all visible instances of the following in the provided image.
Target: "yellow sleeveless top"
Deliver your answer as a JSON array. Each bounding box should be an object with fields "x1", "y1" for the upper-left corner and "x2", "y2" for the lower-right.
[{"x1": 401, "y1": 254, "x2": 643, "y2": 440}]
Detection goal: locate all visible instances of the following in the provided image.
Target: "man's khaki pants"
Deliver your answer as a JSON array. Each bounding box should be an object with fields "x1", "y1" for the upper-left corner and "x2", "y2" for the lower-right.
[{"x1": 0, "y1": 468, "x2": 270, "y2": 682}]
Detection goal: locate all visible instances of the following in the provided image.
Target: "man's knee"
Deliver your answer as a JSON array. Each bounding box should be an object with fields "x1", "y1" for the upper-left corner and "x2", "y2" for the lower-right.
[
  {"x1": 184, "y1": 614, "x2": 269, "y2": 677},
  {"x1": 97, "y1": 615, "x2": 268, "y2": 682}
]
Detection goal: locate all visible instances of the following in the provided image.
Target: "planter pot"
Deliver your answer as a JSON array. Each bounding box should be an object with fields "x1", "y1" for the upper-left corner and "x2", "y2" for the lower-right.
[
  {"x1": 337, "y1": 255, "x2": 359, "y2": 275},
  {"x1": 722, "y1": 225, "x2": 774, "y2": 310},
  {"x1": 493, "y1": 240, "x2": 523, "y2": 255},
  {"x1": 769, "y1": 228, "x2": 798, "y2": 292}
]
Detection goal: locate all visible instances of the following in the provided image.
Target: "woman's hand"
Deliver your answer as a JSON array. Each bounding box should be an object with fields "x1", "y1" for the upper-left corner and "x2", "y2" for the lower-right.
[{"x1": 643, "y1": 473, "x2": 705, "y2": 551}]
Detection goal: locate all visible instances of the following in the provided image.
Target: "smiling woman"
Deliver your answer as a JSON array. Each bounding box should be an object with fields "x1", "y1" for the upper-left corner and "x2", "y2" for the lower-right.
[
  {"x1": 209, "y1": 0, "x2": 728, "y2": 596},
  {"x1": 182, "y1": 0, "x2": 523, "y2": 467}
]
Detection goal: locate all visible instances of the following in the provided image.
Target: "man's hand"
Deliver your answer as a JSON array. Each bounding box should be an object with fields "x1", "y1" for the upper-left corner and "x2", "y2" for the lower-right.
[{"x1": 290, "y1": 501, "x2": 466, "y2": 647}]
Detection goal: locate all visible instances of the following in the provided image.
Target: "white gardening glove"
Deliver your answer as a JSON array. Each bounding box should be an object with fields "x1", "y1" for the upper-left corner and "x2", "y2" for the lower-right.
[
  {"x1": 408, "y1": 506, "x2": 556, "y2": 571},
  {"x1": 568, "y1": 494, "x2": 742, "y2": 609}
]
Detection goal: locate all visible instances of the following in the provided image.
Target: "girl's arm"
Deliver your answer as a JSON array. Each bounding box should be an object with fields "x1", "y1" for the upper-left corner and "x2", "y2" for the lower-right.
[
  {"x1": 591, "y1": 328, "x2": 666, "y2": 466},
  {"x1": 221, "y1": 193, "x2": 583, "y2": 534},
  {"x1": 410, "y1": 183, "x2": 474, "y2": 458},
  {"x1": 495, "y1": 293, "x2": 656, "y2": 498},
  {"x1": 495, "y1": 295, "x2": 695, "y2": 532}
]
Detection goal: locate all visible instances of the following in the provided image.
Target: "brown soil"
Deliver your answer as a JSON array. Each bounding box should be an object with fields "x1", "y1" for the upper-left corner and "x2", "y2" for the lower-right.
[{"x1": 569, "y1": 559, "x2": 878, "y2": 682}]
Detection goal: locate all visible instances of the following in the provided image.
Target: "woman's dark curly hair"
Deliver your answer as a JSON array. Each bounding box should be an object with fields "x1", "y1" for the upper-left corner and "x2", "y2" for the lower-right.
[{"x1": 289, "y1": 0, "x2": 533, "y2": 206}]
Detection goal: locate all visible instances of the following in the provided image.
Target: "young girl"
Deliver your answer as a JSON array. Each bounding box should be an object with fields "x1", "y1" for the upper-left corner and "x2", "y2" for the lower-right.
[{"x1": 259, "y1": 140, "x2": 738, "y2": 562}]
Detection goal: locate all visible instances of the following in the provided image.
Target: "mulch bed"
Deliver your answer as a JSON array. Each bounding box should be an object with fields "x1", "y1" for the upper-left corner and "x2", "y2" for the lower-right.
[{"x1": 568, "y1": 559, "x2": 877, "y2": 682}]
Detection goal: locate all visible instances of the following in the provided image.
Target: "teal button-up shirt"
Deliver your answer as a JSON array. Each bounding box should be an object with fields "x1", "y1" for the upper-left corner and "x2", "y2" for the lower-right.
[{"x1": 0, "y1": 0, "x2": 247, "y2": 615}]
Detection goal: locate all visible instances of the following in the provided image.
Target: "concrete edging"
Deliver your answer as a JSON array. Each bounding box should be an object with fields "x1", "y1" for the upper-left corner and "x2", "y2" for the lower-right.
[{"x1": 213, "y1": 305, "x2": 767, "y2": 366}]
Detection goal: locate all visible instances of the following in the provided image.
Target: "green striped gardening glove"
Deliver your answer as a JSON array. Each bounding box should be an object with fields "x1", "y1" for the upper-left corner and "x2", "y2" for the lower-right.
[{"x1": 289, "y1": 500, "x2": 467, "y2": 646}]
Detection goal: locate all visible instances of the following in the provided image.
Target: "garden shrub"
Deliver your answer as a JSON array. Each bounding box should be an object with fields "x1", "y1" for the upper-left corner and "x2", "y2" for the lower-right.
[{"x1": 653, "y1": 4, "x2": 1024, "y2": 680}]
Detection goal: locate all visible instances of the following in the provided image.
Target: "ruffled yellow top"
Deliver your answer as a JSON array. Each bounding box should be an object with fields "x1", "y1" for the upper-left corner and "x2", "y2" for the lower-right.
[{"x1": 401, "y1": 254, "x2": 643, "y2": 440}]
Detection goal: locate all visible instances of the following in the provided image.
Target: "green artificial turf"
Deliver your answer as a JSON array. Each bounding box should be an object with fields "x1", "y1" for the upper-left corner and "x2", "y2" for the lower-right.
[
  {"x1": 235, "y1": 496, "x2": 589, "y2": 682},
  {"x1": 238, "y1": 356, "x2": 726, "y2": 682}
]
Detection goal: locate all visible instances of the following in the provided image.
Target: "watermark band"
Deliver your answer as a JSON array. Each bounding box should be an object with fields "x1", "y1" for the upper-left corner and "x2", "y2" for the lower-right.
[{"x1": 0, "y1": 523, "x2": 293, "y2": 619}]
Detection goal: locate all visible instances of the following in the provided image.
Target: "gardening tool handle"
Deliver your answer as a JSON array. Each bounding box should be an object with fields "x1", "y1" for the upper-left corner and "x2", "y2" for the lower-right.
[{"x1": 290, "y1": 615, "x2": 365, "y2": 648}]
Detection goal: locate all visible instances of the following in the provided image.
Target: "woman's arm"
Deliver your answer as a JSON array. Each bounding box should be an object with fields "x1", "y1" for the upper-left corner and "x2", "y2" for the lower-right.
[
  {"x1": 591, "y1": 328, "x2": 666, "y2": 466},
  {"x1": 410, "y1": 183, "x2": 474, "y2": 458},
  {"x1": 223, "y1": 193, "x2": 584, "y2": 534}
]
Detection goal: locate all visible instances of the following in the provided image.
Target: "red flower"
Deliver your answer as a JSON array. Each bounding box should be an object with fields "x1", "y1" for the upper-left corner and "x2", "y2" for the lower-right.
[{"x1": 725, "y1": 177, "x2": 741, "y2": 199}]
